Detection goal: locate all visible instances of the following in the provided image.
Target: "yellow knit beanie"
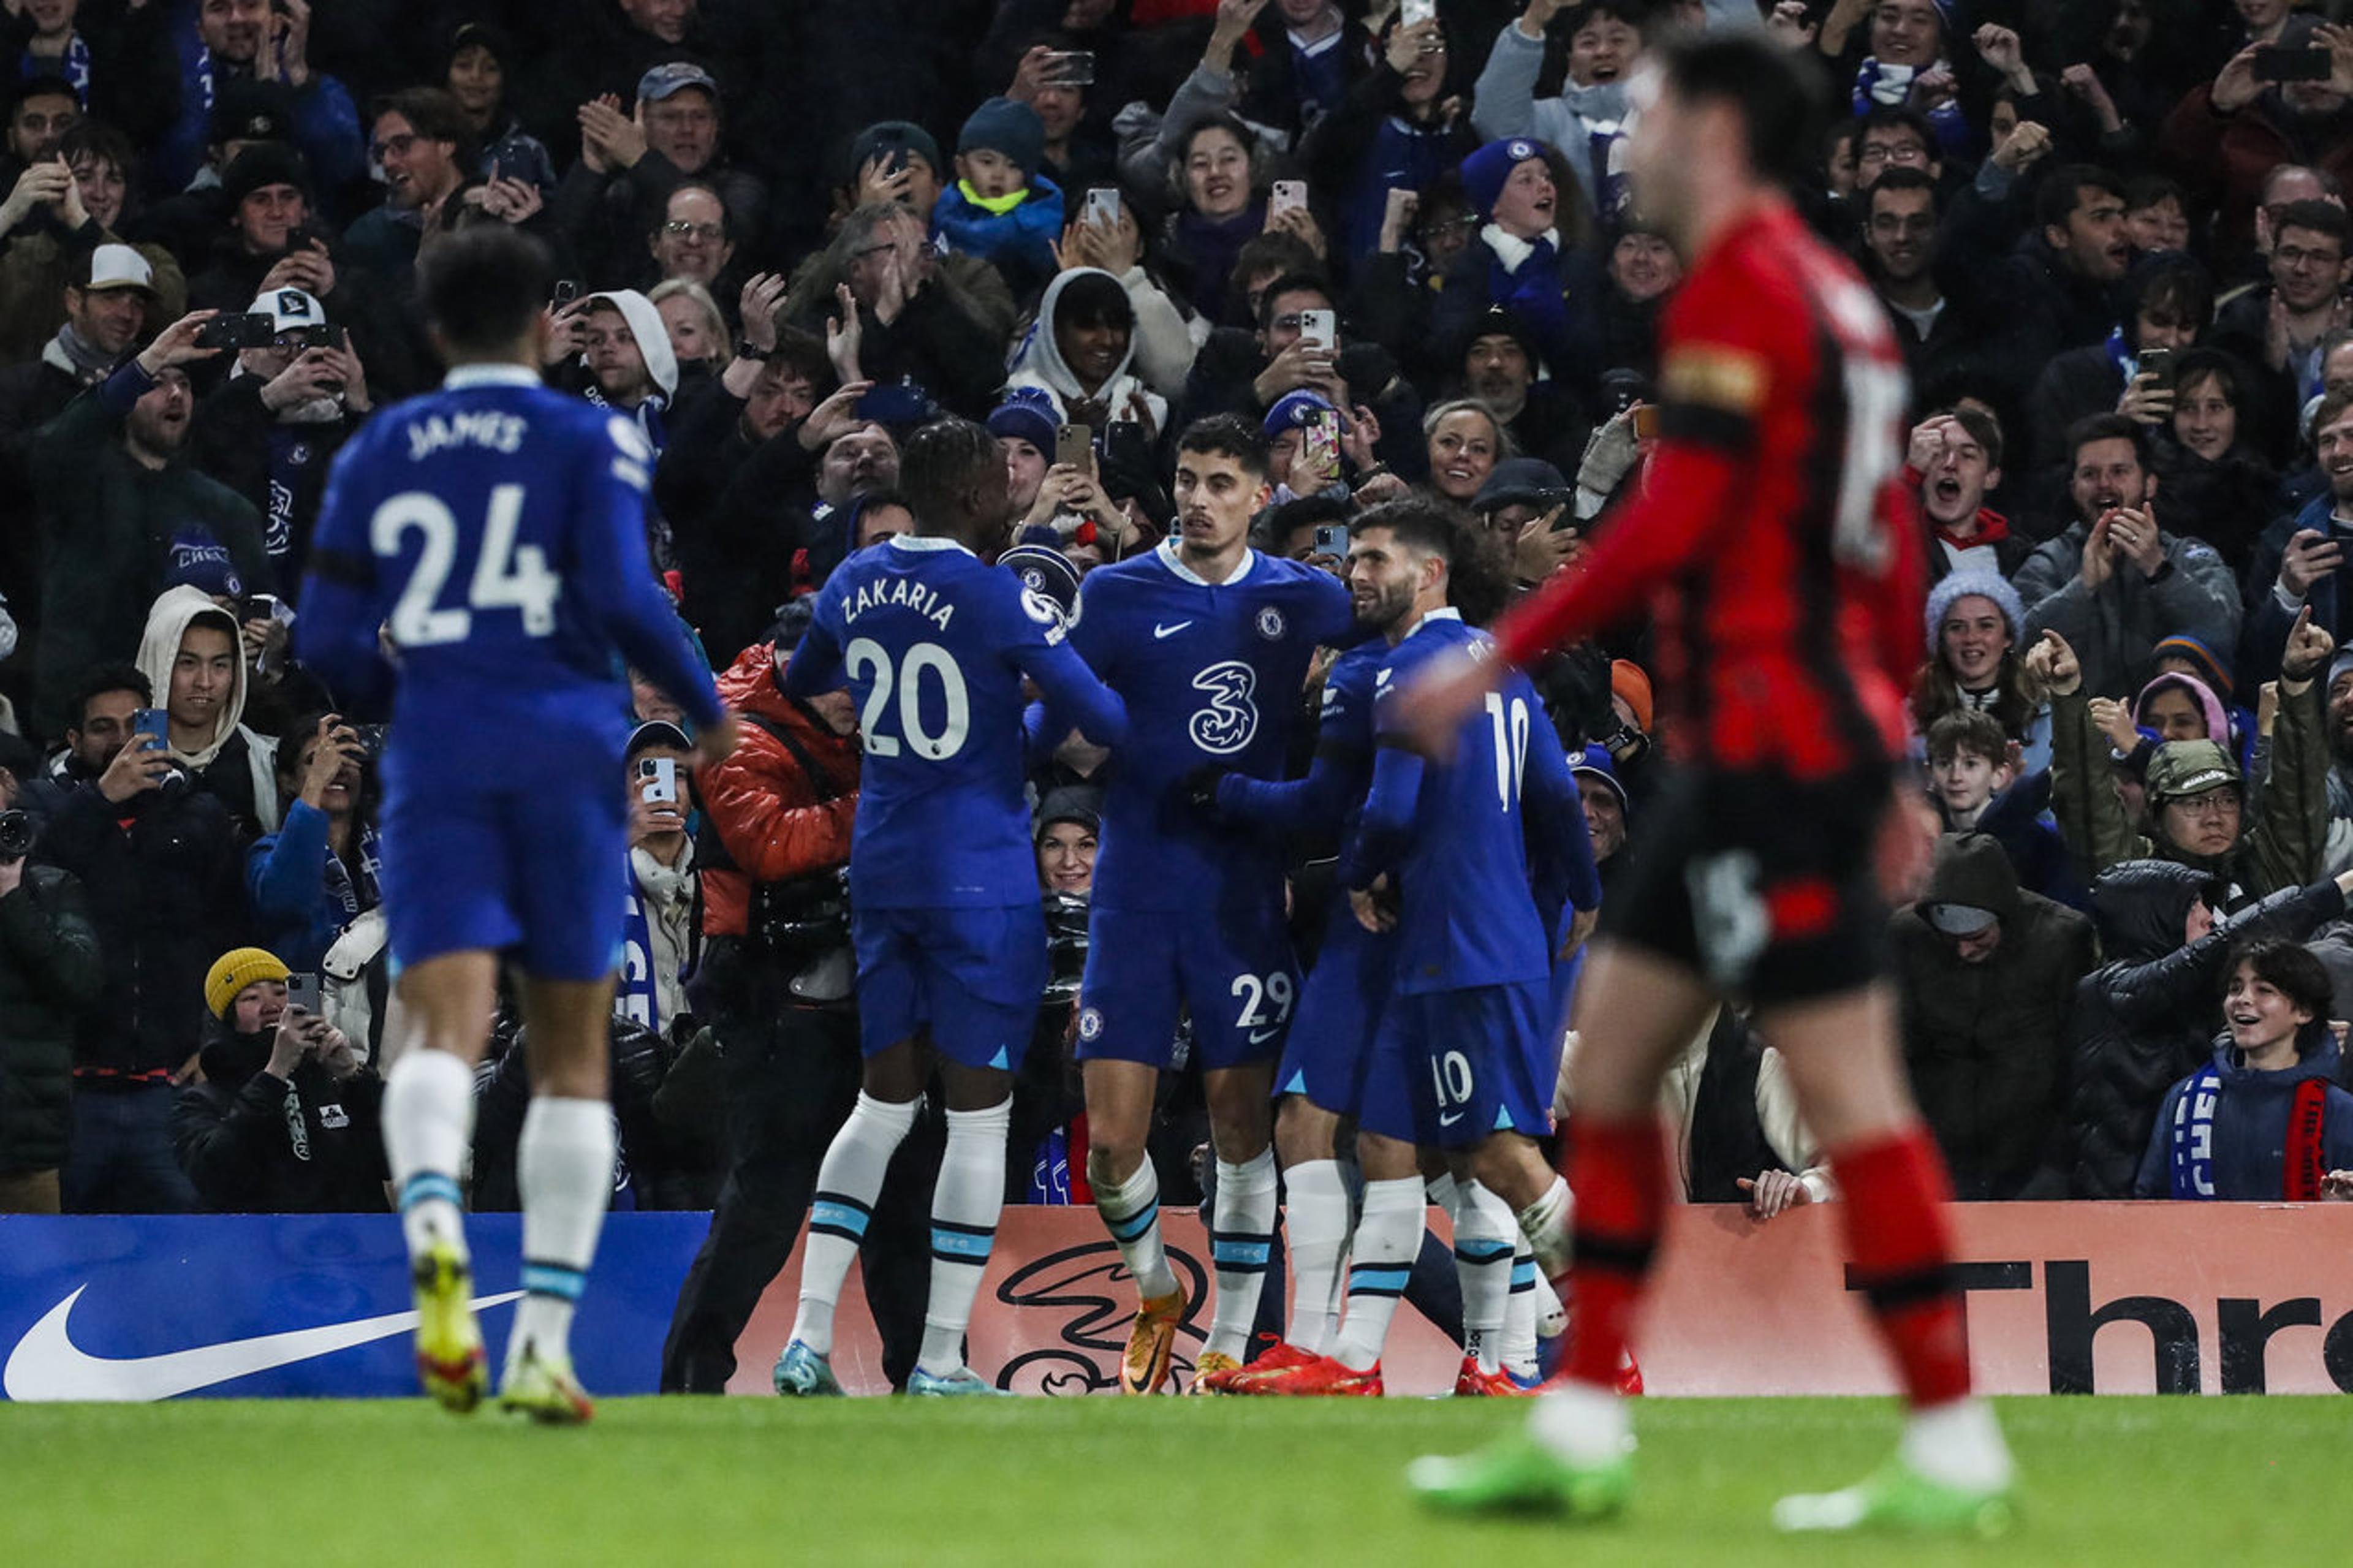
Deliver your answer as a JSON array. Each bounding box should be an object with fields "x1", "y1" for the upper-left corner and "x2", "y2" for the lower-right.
[{"x1": 204, "y1": 947, "x2": 291, "y2": 1021}]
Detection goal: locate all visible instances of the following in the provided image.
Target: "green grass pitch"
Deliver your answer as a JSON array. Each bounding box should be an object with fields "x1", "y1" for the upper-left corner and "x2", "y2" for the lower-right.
[{"x1": 6, "y1": 1395, "x2": 2345, "y2": 1565}]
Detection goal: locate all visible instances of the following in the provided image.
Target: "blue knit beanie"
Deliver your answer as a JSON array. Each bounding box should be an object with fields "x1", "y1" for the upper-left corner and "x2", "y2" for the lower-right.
[
  {"x1": 959, "y1": 97, "x2": 1046, "y2": 176},
  {"x1": 1923, "y1": 569, "x2": 2026, "y2": 648},
  {"x1": 1460, "y1": 137, "x2": 1547, "y2": 222}
]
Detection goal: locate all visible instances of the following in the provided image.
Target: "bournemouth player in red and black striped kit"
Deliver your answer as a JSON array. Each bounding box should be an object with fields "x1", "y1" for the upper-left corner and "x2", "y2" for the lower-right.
[{"x1": 1395, "y1": 34, "x2": 2014, "y2": 1536}]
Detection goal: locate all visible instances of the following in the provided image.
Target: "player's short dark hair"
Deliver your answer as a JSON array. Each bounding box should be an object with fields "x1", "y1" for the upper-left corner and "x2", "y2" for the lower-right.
[
  {"x1": 1176, "y1": 414, "x2": 1270, "y2": 480},
  {"x1": 1256, "y1": 271, "x2": 1333, "y2": 330},
  {"x1": 1941, "y1": 404, "x2": 2004, "y2": 469},
  {"x1": 2272, "y1": 198, "x2": 2353, "y2": 252},
  {"x1": 2065, "y1": 411, "x2": 2147, "y2": 470},
  {"x1": 1658, "y1": 33, "x2": 1827, "y2": 194},
  {"x1": 2034, "y1": 164, "x2": 2126, "y2": 235},
  {"x1": 899, "y1": 416, "x2": 999, "y2": 525},
  {"x1": 1925, "y1": 709, "x2": 2006, "y2": 767},
  {"x1": 1867, "y1": 165, "x2": 1939, "y2": 208},
  {"x1": 418, "y1": 224, "x2": 555, "y2": 355},
  {"x1": 370, "y1": 86, "x2": 470, "y2": 148},
  {"x1": 67, "y1": 662, "x2": 151, "y2": 731},
  {"x1": 2226, "y1": 936, "x2": 2333, "y2": 1046},
  {"x1": 1355, "y1": 496, "x2": 1461, "y2": 569}
]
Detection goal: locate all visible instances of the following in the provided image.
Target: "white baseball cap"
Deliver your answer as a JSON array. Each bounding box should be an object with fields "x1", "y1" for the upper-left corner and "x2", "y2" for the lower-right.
[
  {"x1": 85, "y1": 243, "x2": 155, "y2": 294},
  {"x1": 250, "y1": 286, "x2": 326, "y2": 333}
]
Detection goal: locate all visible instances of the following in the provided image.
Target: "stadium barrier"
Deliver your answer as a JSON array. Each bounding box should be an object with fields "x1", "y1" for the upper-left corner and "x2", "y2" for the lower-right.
[{"x1": 7, "y1": 1205, "x2": 2351, "y2": 1399}]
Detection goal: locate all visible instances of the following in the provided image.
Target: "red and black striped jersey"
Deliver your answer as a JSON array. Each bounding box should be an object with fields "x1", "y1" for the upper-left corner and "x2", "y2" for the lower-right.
[{"x1": 1495, "y1": 200, "x2": 1924, "y2": 779}]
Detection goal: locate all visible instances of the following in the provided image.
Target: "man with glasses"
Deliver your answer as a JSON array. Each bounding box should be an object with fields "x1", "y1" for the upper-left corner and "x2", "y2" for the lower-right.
[
  {"x1": 648, "y1": 184, "x2": 734, "y2": 289},
  {"x1": 2216, "y1": 200, "x2": 2353, "y2": 408},
  {"x1": 1851, "y1": 107, "x2": 1939, "y2": 194},
  {"x1": 346, "y1": 88, "x2": 468, "y2": 289},
  {"x1": 559, "y1": 62, "x2": 768, "y2": 298},
  {"x1": 1176, "y1": 270, "x2": 1419, "y2": 474}
]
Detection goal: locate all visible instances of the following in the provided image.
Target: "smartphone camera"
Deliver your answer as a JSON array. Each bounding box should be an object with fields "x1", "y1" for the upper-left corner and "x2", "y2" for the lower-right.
[
  {"x1": 638, "y1": 756, "x2": 680, "y2": 806},
  {"x1": 0, "y1": 809, "x2": 34, "y2": 863},
  {"x1": 1313, "y1": 523, "x2": 1350, "y2": 556}
]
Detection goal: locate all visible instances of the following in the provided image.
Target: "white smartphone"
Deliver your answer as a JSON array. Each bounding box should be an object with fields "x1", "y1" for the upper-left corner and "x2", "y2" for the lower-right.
[
  {"x1": 1270, "y1": 180, "x2": 1308, "y2": 218},
  {"x1": 1297, "y1": 308, "x2": 1336, "y2": 348},
  {"x1": 1085, "y1": 187, "x2": 1121, "y2": 229},
  {"x1": 637, "y1": 756, "x2": 679, "y2": 805},
  {"x1": 1401, "y1": 0, "x2": 1438, "y2": 27}
]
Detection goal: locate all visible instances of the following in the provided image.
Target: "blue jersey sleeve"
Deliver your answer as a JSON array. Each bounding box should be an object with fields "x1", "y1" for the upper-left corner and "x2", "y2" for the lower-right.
[
  {"x1": 1219, "y1": 653, "x2": 1374, "y2": 833},
  {"x1": 996, "y1": 574, "x2": 1126, "y2": 748},
  {"x1": 568, "y1": 414, "x2": 723, "y2": 729},
  {"x1": 293, "y1": 430, "x2": 394, "y2": 705},
  {"x1": 781, "y1": 580, "x2": 848, "y2": 699},
  {"x1": 1523, "y1": 706, "x2": 1601, "y2": 915},
  {"x1": 1340, "y1": 741, "x2": 1423, "y2": 890}
]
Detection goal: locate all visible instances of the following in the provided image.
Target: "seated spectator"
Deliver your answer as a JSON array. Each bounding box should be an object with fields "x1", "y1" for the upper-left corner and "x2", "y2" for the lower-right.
[
  {"x1": 2061, "y1": 858, "x2": 2353, "y2": 1197},
  {"x1": 26, "y1": 309, "x2": 273, "y2": 735},
  {"x1": 621, "y1": 720, "x2": 700, "y2": 1041},
  {"x1": 36, "y1": 662, "x2": 246, "y2": 1214},
  {"x1": 134, "y1": 585, "x2": 280, "y2": 841},
  {"x1": 246, "y1": 713, "x2": 376, "y2": 975},
  {"x1": 1894, "y1": 833, "x2": 2096, "y2": 1200},
  {"x1": 932, "y1": 96, "x2": 1063, "y2": 305},
  {"x1": 2135, "y1": 938, "x2": 2353, "y2": 1200},
  {"x1": 0, "y1": 807, "x2": 102, "y2": 1214},
  {"x1": 1925, "y1": 710, "x2": 2012, "y2": 835},
  {"x1": 172, "y1": 945, "x2": 385, "y2": 1213},
  {"x1": 648, "y1": 278, "x2": 729, "y2": 369},
  {"x1": 2015, "y1": 414, "x2": 2238, "y2": 699},
  {"x1": 1915, "y1": 572, "x2": 2049, "y2": 769},
  {"x1": 2085, "y1": 668, "x2": 2243, "y2": 787},
  {"x1": 1925, "y1": 708, "x2": 2080, "y2": 907},
  {"x1": 1009, "y1": 266, "x2": 1166, "y2": 436},
  {"x1": 1569, "y1": 742, "x2": 1630, "y2": 891},
  {"x1": 1906, "y1": 411, "x2": 2029, "y2": 583}
]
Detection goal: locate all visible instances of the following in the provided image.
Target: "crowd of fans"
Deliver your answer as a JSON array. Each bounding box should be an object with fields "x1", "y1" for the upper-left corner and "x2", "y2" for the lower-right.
[{"x1": 9, "y1": 0, "x2": 2353, "y2": 1247}]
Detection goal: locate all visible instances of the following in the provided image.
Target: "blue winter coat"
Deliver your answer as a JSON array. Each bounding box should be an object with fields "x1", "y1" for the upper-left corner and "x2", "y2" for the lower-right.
[
  {"x1": 246, "y1": 801, "x2": 377, "y2": 974},
  {"x1": 931, "y1": 175, "x2": 1064, "y2": 303},
  {"x1": 2135, "y1": 1032, "x2": 2353, "y2": 1199}
]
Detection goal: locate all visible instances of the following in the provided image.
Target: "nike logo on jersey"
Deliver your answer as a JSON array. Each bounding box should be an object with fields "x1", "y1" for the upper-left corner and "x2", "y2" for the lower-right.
[
  {"x1": 1438, "y1": 1110, "x2": 1466, "y2": 1128},
  {"x1": 1153, "y1": 620, "x2": 1194, "y2": 639},
  {"x1": 2, "y1": 1284, "x2": 525, "y2": 1401},
  {"x1": 1247, "y1": 1026, "x2": 1284, "y2": 1046}
]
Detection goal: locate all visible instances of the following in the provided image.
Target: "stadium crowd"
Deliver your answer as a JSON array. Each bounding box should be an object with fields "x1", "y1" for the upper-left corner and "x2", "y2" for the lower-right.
[{"x1": 7, "y1": 0, "x2": 2353, "y2": 1359}]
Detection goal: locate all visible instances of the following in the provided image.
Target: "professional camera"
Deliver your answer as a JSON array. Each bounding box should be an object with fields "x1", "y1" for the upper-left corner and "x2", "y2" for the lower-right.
[{"x1": 0, "y1": 809, "x2": 33, "y2": 863}]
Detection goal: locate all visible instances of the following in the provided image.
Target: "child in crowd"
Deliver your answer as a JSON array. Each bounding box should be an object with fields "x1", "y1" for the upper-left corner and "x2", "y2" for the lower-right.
[
  {"x1": 1926, "y1": 710, "x2": 2085, "y2": 909},
  {"x1": 931, "y1": 97, "x2": 1065, "y2": 303}
]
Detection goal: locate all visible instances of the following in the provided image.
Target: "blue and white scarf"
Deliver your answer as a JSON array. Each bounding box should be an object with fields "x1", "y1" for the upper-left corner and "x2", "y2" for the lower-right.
[
  {"x1": 2165, "y1": 1062, "x2": 2223, "y2": 1199},
  {"x1": 618, "y1": 858, "x2": 661, "y2": 1034}
]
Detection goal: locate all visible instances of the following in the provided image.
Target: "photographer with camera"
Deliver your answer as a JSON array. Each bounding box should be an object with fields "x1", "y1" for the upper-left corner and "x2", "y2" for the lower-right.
[
  {"x1": 247, "y1": 711, "x2": 379, "y2": 974},
  {"x1": 172, "y1": 946, "x2": 387, "y2": 1213},
  {"x1": 0, "y1": 803, "x2": 103, "y2": 1213},
  {"x1": 37, "y1": 662, "x2": 248, "y2": 1213},
  {"x1": 659, "y1": 605, "x2": 932, "y2": 1393}
]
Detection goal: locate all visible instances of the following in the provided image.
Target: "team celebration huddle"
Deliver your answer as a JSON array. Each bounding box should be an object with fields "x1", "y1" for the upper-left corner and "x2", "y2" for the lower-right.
[{"x1": 287, "y1": 31, "x2": 2009, "y2": 1539}]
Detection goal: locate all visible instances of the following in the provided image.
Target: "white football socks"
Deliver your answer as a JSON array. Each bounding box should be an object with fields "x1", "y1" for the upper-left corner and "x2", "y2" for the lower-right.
[
  {"x1": 510, "y1": 1096, "x2": 616, "y2": 1367},
  {"x1": 384, "y1": 1048, "x2": 475, "y2": 1261},
  {"x1": 1203, "y1": 1150, "x2": 1279, "y2": 1362},
  {"x1": 1501, "y1": 1231, "x2": 1540, "y2": 1381},
  {"x1": 1094, "y1": 1157, "x2": 1176, "y2": 1301},
  {"x1": 918, "y1": 1099, "x2": 1012, "y2": 1378},
  {"x1": 1528, "y1": 1376, "x2": 1632, "y2": 1468},
  {"x1": 1903, "y1": 1399, "x2": 2015, "y2": 1492},
  {"x1": 791, "y1": 1092, "x2": 918, "y2": 1358},
  {"x1": 1332, "y1": 1176, "x2": 1425, "y2": 1372},
  {"x1": 1455, "y1": 1181, "x2": 1517, "y2": 1375},
  {"x1": 1281, "y1": 1159, "x2": 1352, "y2": 1355}
]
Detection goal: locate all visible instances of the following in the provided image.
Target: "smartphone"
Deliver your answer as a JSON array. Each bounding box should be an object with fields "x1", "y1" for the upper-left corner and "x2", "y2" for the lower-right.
[
  {"x1": 1313, "y1": 522, "x2": 1350, "y2": 556},
  {"x1": 1401, "y1": 0, "x2": 1438, "y2": 26},
  {"x1": 2254, "y1": 45, "x2": 2333, "y2": 83},
  {"x1": 1631, "y1": 403, "x2": 1661, "y2": 441},
  {"x1": 132, "y1": 708, "x2": 169, "y2": 752},
  {"x1": 1301, "y1": 411, "x2": 1340, "y2": 483},
  {"x1": 194, "y1": 312, "x2": 281, "y2": 349},
  {"x1": 1297, "y1": 307, "x2": 1336, "y2": 348},
  {"x1": 1270, "y1": 180, "x2": 1308, "y2": 219},
  {"x1": 1084, "y1": 187, "x2": 1121, "y2": 229},
  {"x1": 282, "y1": 223, "x2": 323, "y2": 255},
  {"x1": 638, "y1": 755, "x2": 679, "y2": 805},
  {"x1": 1046, "y1": 50, "x2": 1096, "y2": 86},
  {"x1": 551, "y1": 279, "x2": 581, "y2": 307},
  {"x1": 2137, "y1": 346, "x2": 2175, "y2": 390},
  {"x1": 1055, "y1": 422, "x2": 1096, "y2": 474},
  {"x1": 284, "y1": 972, "x2": 322, "y2": 1017}
]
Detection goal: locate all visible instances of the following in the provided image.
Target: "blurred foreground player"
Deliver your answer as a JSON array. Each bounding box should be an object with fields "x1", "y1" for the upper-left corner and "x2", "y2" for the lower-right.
[
  {"x1": 1395, "y1": 37, "x2": 2014, "y2": 1534},
  {"x1": 296, "y1": 226, "x2": 734, "y2": 1422}
]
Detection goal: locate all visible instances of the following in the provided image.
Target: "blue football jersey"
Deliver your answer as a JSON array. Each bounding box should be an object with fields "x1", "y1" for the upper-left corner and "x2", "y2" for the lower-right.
[
  {"x1": 1349, "y1": 612, "x2": 1595, "y2": 994},
  {"x1": 1219, "y1": 637, "x2": 1384, "y2": 844},
  {"x1": 1067, "y1": 540, "x2": 1353, "y2": 913},
  {"x1": 789, "y1": 536, "x2": 1126, "y2": 909},
  {"x1": 295, "y1": 365, "x2": 719, "y2": 743}
]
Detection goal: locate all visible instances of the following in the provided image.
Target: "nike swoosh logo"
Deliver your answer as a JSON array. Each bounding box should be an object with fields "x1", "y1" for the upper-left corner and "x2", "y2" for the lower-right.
[
  {"x1": 1438, "y1": 1111, "x2": 1464, "y2": 1127},
  {"x1": 2, "y1": 1284, "x2": 524, "y2": 1402},
  {"x1": 1248, "y1": 1026, "x2": 1283, "y2": 1045},
  {"x1": 1153, "y1": 621, "x2": 1193, "y2": 639}
]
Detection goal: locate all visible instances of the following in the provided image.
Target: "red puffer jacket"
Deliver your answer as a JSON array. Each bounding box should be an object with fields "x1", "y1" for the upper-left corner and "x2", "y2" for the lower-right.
[{"x1": 696, "y1": 643, "x2": 860, "y2": 938}]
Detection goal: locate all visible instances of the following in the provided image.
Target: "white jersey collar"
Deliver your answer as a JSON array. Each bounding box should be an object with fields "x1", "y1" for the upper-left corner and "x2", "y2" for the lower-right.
[
  {"x1": 1399, "y1": 605, "x2": 1463, "y2": 642},
  {"x1": 442, "y1": 363, "x2": 543, "y2": 390},
  {"x1": 1158, "y1": 536, "x2": 1256, "y2": 587},
  {"x1": 888, "y1": 534, "x2": 974, "y2": 557}
]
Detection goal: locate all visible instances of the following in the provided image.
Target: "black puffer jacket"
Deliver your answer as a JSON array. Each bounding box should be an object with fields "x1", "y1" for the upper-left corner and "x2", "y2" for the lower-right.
[
  {"x1": 1895, "y1": 835, "x2": 2097, "y2": 1200},
  {"x1": 170, "y1": 1026, "x2": 388, "y2": 1213},
  {"x1": 2061, "y1": 860, "x2": 2346, "y2": 1197},
  {"x1": 0, "y1": 865, "x2": 105, "y2": 1174}
]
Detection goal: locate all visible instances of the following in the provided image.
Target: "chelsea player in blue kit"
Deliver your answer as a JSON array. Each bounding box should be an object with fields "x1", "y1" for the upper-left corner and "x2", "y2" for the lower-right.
[
  {"x1": 294, "y1": 229, "x2": 735, "y2": 1423},
  {"x1": 772, "y1": 419, "x2": 1128, "y2": 1396},
  {"x1": 1056, "y1": 415, "x2": 1354, "y2": 1392}
]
